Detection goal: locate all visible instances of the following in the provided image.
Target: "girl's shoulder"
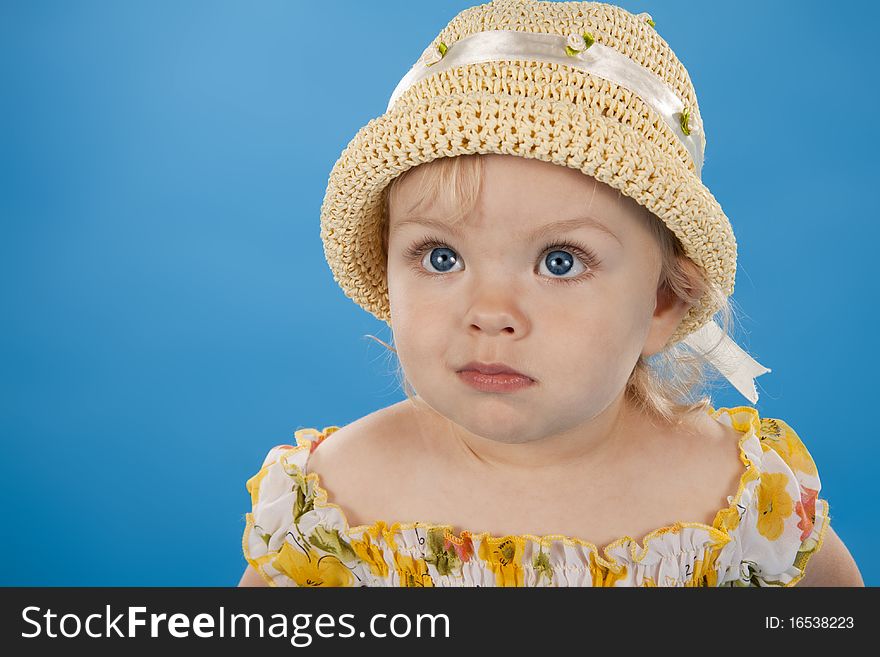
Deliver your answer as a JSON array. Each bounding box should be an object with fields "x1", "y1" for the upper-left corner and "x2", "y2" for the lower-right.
[
  {"x1": 245, "y1": 400, "x2": 415, "y2": 527},
  {"x1": 251, "y1": 400, "x2": 410, "y2": 469},
  {"x1": 300, "y1": 402, "x2": 413, "y2": 514}
]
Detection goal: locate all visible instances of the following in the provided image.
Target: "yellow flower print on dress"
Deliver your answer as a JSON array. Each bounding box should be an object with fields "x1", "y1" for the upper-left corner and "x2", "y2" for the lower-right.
[
  {"x1": 392, "y1": 551, "x2": 435, "y2": 587},
  {"x1": 478, "y1": 537, "x2": 525, "y2": 586},
  {"x1": 715, "y1": 503, "x2": 742, "y2": 535},
  {"x1": 756, "y1": 472, "x2": 794, "y2": 541},
  {"x1": 350, "y1": 532, "x2": 389, "y2": 578},
  {"x1": 759, "y1": 418, "x2": 818, "y2": 476},
  {"x1": 685, "y1": 539, "x2": 726, "y2": 587},
  {"x1": 782, "y1": 429, "x2": 818, "y2": 476},
  {"x1": 588, "y1": 551, "x2": 627, "y2": 587},
  {"x1": 760, "y1": 417, "x2": 784, "y2": 439},
  {"x1": 273, "y1": 541, "x2": 354, "y2": 587},
  {"x1": 366, "y1": 520, "x2": 401, "y2": 552}
]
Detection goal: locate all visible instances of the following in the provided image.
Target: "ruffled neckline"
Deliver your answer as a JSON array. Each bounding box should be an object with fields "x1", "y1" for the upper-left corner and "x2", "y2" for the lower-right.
[{"x1": 288, "y1": 405, "x2": 763, "y2": 569}]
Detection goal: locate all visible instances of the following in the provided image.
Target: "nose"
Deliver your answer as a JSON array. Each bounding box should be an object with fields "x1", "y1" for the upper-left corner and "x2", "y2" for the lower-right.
[
  {"x1": 465, "y1": 291, "x2": 529, "y2": 338},
  {"x1": 470, "y1": 316, "x2": 515, "y2": 335}
]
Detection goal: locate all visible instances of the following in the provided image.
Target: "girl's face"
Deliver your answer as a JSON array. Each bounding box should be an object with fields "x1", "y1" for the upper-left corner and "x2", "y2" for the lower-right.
[{"x1": 386, "y1": 154, "x2": 689, "y2": 446}]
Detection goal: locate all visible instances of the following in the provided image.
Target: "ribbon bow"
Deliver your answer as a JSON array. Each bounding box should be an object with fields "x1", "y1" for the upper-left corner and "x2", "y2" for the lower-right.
[{"x1": 681, "y1": 320, "x2": 771, "y2": 404}]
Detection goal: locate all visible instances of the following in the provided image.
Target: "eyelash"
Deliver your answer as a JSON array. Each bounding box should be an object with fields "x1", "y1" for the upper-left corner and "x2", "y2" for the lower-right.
[{"x1": 403, "y1": 234, "x2": 601, "y2": 285}]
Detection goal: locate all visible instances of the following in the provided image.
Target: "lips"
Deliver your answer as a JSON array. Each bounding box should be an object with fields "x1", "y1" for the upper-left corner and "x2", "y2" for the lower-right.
[{"x1": 458, "y1": 361, "x2": 533, "y2": 381}]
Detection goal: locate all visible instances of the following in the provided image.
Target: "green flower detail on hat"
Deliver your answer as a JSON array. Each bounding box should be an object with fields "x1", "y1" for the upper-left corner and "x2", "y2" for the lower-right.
[
  {"x1": 564, "y1": 31, "x2": 595, "y2": 56},
  {"x1": 420, "y1": 41, "x2": 448, "y2": 67},
  {"x1": 637, "y1": 12, "x2": 656, "y2": 28},
  {"x1": 680, "y1": 106, "x2": 691, "y2": 136}
]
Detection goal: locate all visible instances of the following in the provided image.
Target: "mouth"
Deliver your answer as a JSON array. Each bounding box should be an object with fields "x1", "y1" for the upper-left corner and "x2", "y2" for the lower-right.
[
  {"x1": 457, "y1": 361, "x2": 533, "y2": 380},
  {"x1": 456, "y1": 361, "x2": 536, "y2": 393}
]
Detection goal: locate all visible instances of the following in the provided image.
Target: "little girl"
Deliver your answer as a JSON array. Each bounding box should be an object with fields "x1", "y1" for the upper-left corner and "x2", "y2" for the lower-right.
[{"x1": 239, "y1": 0, "x2": 861, "y2": 587}]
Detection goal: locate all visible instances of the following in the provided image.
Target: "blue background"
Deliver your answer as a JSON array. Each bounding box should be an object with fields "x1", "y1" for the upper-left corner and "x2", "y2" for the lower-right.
[{"x1": 2, "y1": 0, "x2": 876, "y2": 586}]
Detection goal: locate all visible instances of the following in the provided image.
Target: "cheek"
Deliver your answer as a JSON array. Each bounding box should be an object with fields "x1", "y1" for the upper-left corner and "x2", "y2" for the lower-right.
[
  {"x1": 534, "y1": 279, "x2": 653, "y2": 358},
  {"x1": 387, "y1": 252, "x2": 428, "y2": 306},
  {"x1": 387, "y1": 254, "x2": 451, "y2": 324},
  {"x1": 387, "y1": 264, "x2": 419, "y2": 326},
  {"x1": 386, "y1": 263, "x2": 413, "y2": 326},
  {"x1": 387, "y1": 275, "x2": 447, "y2": 353},
  {"x1": 391, "y1": 311, "x2": 450, "y2": 391}
]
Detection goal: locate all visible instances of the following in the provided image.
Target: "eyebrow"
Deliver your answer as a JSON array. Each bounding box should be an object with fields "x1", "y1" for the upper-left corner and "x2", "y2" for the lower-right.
[{"x1": 393, "y1": 215, "x2": 622, "y2": 245}]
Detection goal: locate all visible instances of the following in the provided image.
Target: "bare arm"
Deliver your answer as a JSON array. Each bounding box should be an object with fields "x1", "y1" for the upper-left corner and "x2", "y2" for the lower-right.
[
  {"x1": 796, "y1": 525, "x2": 864, "y2": 587},
  {"x1": 238, "y1": 564, "x2": 271, "y2": 587}
]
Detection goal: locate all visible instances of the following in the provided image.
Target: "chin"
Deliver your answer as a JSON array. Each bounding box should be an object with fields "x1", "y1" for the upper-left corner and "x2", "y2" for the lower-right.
[{"x1": 449, "y1": 402, "x2": 538, "y2": 442}]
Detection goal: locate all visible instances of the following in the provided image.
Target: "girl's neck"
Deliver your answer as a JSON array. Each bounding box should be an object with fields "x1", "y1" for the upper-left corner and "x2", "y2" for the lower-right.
[{"x1": 404, "y1": 392, "x2": 682, "y2": 484}]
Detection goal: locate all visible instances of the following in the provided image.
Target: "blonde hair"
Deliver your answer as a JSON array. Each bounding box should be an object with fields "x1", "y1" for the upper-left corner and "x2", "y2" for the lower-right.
[{"x1": 367, "y1": 154, "x2": 738, "y2": 427}]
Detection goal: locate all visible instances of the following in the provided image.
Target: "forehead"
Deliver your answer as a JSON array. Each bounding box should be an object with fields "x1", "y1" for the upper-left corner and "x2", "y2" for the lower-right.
[{"x1": 388, "y1": 154, "x2": 646, "y2": 242}]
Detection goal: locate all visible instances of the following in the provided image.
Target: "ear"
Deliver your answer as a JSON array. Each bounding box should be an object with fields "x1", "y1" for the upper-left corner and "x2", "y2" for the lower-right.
[{"x1": 641, "y1": 284, "x2": 691, "y2": 358}]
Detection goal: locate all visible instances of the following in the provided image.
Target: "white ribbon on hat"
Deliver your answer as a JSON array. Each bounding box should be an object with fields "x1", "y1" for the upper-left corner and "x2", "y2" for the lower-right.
[
  {"x1": 386, "y1": 29, "x2": 771, "y2": 403},
  {"x1": 387, "y1": 29, "x2": 705, "y2": 174},
  {"x1": 681, "y1": 321, "x2": 771, "y2": 404}
]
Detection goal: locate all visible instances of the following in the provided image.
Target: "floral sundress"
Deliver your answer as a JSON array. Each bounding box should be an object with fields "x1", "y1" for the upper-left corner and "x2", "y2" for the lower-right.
[{"x1": 242, "y1": 406, "x2": 829, "y2": 587}]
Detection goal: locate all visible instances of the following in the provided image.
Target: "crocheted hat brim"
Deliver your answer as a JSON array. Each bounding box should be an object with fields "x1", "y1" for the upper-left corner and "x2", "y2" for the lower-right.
[{"x1": 321, "y1": 84, "x2": 736, "y2": 346}]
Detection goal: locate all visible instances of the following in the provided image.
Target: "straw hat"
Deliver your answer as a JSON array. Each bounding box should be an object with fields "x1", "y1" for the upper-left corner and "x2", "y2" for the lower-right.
[{"x1": 319, "y1": 0, "x2": 770, "y2": 402}]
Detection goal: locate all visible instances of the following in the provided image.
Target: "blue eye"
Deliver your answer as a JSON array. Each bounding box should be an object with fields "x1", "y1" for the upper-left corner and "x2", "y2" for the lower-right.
[
  {"x1": 406, "y1": 237, "x2": 599, "y2": 283},
  {"x1": 423, "y1": 246, "x2": 461, "y2": 273},
  {"x1": 543, "y1": 250, "x2": 575, "y2": 276}
]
